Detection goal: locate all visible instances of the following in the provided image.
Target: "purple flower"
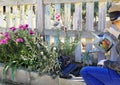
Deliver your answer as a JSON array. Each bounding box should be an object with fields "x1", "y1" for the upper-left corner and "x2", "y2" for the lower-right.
[
  {"x1": 0, "y1": 38, "x2": 8, "y2": 44},
  {"x1": 4, "y1": 32, "x2": 9, "y2": 37},
  {"x1": 19, "y1": 24, "x2": 28, "y2": 30},
  {"x1": 10, "y1": 27, "x2": 16, "y2": 32},
  {"x1": 4, "y1": 37, "x2": 10, "y2": 41},
  {"x1": 24, "y1": 24, "x2": 28, "y2": 28},
  {"x1": 16, "y1": 38, "x2": 23, "y2": 43},
  {"x1": 4, "y1": 32, "x2": 10, "y2": 40},
  {"x1": 29, "y1": 29, "x2": 34, "y2": 35},
  {"x1": 55, "y1": 13, "x2": 60, "y2": 21},
  {"x1": 19, "y1": 25, "x2": 24, "y2": 30}
]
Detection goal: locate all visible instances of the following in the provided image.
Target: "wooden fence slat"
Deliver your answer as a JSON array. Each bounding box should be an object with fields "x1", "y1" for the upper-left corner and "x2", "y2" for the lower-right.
[
  {"x1": 45, "y1": 5, "x2": 51, "y2": 29},
  {"x1": 13, "y1": 6, "x2": 19, "y2": 27},
  {"x1": 75, "y1": 41, "x2": 82, "y2": 62},
  {"x1": 72, "y1": 3, "x2": 83, "y2": 62},
  {"x1": 85, "y1": 2, "x2": 94, "y2": 62},
  {"x1": 85, "y1": 2, "x2": 94, "y2": 31},
  {"x1": 33, "y1": 5, "x2": 36, "y2": 29},
  {"x1": 36, "y1": 0, "x2": 44, "y2": 34},
  {"x1": 64, "y1": 4, "x2": 71, "y2": 30},
  {"x1": 55, "y1": 4, "x2": 61, "y2": 15},
  {"x1": 45, "y1": 5, "x2": 51, "y2": 45},
  {"x1": 20, "y1": 5, "x2": 25, "y2": 24},
  {"x1": 10, "y1": 7, "x2": 14, "y2": 27},
  {"x1": 73, "y1": 3, "x2": 82, "y2": 30},
  {"x1": 98, "y1": 1, "x2": 107, "y2": 32},
  {"x1": 28, "y1": 5, "x2": 33, "y2": 29},
  {"x1": 0, "y1": 6, "x2": 5, "y2": 28},
  {"x1": 6, "y1": 6, "x2": 10, "y2": 30}
]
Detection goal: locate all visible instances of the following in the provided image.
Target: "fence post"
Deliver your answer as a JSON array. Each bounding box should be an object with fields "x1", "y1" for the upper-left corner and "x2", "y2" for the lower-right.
[{"x1": 36, "y1": 0, "x2": 44, "y2": 35}]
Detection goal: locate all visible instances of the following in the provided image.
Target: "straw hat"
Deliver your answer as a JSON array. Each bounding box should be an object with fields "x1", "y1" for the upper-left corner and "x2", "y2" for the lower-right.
[
  {"x1": 108, "y1": 3, "x2": 120, "y2": 13},
  {"x1": 105, "y1": 3, "x2": 120, "y2": 28}
]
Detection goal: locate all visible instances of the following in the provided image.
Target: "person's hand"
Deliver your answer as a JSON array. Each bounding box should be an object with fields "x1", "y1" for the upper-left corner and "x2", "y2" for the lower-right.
[{"x1": 97, "y1": 59, "x2": 107, "y2": 66}]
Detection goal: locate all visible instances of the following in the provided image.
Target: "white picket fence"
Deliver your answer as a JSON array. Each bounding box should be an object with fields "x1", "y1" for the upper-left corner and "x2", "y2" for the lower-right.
[{"x1": 0, "y1": 0, "x2": 115, "y2": 62}]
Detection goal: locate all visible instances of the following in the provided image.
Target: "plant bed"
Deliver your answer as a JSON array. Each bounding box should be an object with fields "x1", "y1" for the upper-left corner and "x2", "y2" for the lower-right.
[{"x1": 0, "y1": 62, "x2": 60, "y2": 85}]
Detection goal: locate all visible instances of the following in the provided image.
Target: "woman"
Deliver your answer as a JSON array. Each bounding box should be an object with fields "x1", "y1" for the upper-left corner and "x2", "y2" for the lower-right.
[{"x1": 80, "y1": 3, "x2": 120, "y2": 85}]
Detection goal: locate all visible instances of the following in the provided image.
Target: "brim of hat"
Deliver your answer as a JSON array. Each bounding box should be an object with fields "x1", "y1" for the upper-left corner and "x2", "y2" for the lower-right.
[{"x1": 108, "y1": 3, "x2": 120, "y2": 12}]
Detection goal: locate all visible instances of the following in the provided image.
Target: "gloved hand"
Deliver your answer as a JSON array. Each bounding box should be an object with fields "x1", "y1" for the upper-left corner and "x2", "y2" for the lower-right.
[{"x1": 97, "y1": 59, "x2": 107, "y2": 66}]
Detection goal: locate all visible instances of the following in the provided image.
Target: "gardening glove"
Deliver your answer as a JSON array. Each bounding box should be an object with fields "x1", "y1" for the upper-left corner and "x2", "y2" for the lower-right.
[{"x1": 97, "y1": 59, "x2": 107, "y2": 66}]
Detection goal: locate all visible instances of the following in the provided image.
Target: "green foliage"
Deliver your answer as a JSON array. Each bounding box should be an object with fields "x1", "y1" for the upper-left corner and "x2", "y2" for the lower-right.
[
  {"x1": 81, "y1": 52, "x2": 93, "y2": 66},
  {"x1": 0, "y1": 24, "x2": 58, "y2": 80},
  {"x1": 55, "y1": 28, "x2": 80, "y2": 58}
]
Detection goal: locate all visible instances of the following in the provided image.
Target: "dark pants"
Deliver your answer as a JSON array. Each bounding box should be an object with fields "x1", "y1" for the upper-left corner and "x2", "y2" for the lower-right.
[
  {"x1": 62, "y1": 63, "x2": 77, "y2": 76},
  {"x1": 80, "y1": 66, "x2": 120, "y2": 85}
]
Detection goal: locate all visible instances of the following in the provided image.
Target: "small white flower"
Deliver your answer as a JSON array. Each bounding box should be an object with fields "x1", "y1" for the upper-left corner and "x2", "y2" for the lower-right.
[
  {"x1": 40, "y1": 36, "x2": 43, "y2": 40},
  {"x1": 53, "y1": 47, "x2": 56, "y2": 51},
  {"x1": 50, "y1": 55, "x2": 52, "y2": 57},
  {"x1": 40, "y1": 51, "x2": 44, "y2": 55}
]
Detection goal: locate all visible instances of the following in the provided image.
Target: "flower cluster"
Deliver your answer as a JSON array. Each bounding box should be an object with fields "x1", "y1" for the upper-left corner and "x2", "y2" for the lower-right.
[
  {"x1": 55, "y1": 13, "x2": 60, "y2": 21},
  {"x1": 0, "y1": 24, "x2": 34, "y2": 45},
  {"x1": 0, "y1": 24, "x2": 35, "y2": 64}
]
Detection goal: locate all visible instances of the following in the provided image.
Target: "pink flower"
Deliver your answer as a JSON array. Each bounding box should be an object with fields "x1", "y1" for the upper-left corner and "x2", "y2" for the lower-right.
[
  {"x1": 4, "y1": 32, "x2": 9, "y2": 37},
  {"x1": 24, "y1": 24, "x2": 28, "y2": 28},
  {"x1": 29, "y1": 29, "x2": 34, "y2": 35},
  {"x1": 0, "y1": 38, "x2": 8, "y2": 44},
  {"x1": 16, "y1": 38, "x2": 23, "y2": 43},
  {"x1": 10, "y1": 27, "x2": 16, "y2": 32},
  {"x1": 19, "y1": 24, "x2": 28, "y2": 30},
  {"x1": 4, "y1": 37, "x2": 10, "y2": 41},
  {"x1": 55, "y1": 13, "x2": 60, "y2": 21},
  {"x1": 4, "y1": 32, "x2": 10, "y2": 40},
  {"x1": 19, "y1": 25, "x2": 24, "y2": 29}
]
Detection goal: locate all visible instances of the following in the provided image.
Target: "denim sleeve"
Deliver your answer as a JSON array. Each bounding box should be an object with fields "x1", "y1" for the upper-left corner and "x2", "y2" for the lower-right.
[{"x1": 104, "y1": 60, "x2": 120, "y2": 72}]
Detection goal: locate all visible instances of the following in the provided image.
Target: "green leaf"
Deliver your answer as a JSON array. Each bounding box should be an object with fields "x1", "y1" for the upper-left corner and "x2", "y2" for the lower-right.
[
  {"x1": 3, "y1": 61, "x2": 16, "y2": 79},
  {"x1": 3, "y1": 62, "x2": 12, "y2": 78},
  {"x1": 11, "y1": 66, "x2": 17, "y2": 80}
]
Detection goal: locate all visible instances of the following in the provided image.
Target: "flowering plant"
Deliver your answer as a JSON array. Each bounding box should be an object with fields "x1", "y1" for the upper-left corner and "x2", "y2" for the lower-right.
[
  {"x1": 0, "y1": 24, "x2": 58, "y2": 79},
  {"x1": 0, "y1": 24, "x2": 34, "y2": 63}
]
